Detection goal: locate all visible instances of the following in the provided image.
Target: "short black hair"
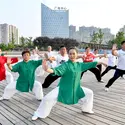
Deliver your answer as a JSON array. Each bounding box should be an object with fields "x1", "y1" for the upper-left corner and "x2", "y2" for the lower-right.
[
  {"x1": 68, "y1": 47, "x2": 78, "y2": 53},
  {"x1": 121, "y1": 41, "x2": 125, "y2": 45},
  {"x1": 60, "y1": 45, "x2": 65, "y2": 49},
  {"x1": 85, "y1": 47, "x2": 90, "y2": 50},
  {"x1": 22, "y1": 50, "x2": 31, "y2": 56},
  {"x1": 94, "y1": 49, "x2": 98, "y2": 51}
]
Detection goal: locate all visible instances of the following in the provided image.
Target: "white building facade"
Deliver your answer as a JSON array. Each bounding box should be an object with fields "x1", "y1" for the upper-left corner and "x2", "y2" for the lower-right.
[{"x1": 0, "y1": 23, "x2": 18, "y2": 44}]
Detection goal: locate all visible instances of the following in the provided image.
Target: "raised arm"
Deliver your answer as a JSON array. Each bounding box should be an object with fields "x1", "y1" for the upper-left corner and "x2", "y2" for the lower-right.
[
  {"x1": 112, "y1": 44, "x2": 118, "y2": 56},
  {"x1": 36, "y1": 50, "x2": 44, "y2": 58},
  {"x1": 42, "y1": 60, "x2": 54, "y2": 73},
  {"x1": 97, "y1": 61, "x2": 107, "y2": 67},
  {"x1": 6, "y1": 58, "x2": 13, "y2": 70}
]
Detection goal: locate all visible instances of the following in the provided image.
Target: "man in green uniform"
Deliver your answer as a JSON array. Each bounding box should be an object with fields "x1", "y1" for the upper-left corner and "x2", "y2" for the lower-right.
[{"x1": 0, "y1": 50, "x2": 43, "y2": 101}]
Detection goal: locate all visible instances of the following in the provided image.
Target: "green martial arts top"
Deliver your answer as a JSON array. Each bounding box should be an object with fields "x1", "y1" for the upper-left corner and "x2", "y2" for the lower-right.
[
  {"x1": 11, "y1": 60, "x2": 42, "y2": 92},
  {"x1": 53, "y1": 60, "x2": 97, "y2": 105}
]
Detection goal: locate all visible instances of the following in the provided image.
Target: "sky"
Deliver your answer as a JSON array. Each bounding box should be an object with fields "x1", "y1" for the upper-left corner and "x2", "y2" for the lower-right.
[{"x1": 0, "y1": 0, "x2": 125, "y2": 37}]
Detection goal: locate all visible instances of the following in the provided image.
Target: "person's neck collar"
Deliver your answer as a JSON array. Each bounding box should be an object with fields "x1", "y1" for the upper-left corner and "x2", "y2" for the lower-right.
[
  {"x1": 61, "y1": 53, "x2": 66, "y2": 57},
  {"x1": 23, "y1": 60, "x2": 29, "y2": 63}
]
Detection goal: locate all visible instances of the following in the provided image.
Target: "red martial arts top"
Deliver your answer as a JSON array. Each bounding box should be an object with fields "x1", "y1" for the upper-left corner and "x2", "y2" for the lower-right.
[
  {"x1": 0, "y1": 56, "x2": 18, "y2": 81},
  {"x1": 82, "y1": 52, "x2": 96, "y2": 62}
]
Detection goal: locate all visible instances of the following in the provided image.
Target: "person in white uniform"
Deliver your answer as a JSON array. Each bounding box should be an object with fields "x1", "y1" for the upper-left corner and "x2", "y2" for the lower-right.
[
  {"x1": 101, "y1": 53, "x2": 117, "y2": 77},
  {"x1": 45, "y1": 46, "x2": 57, "y2": 68},
  {"x1": 42, "y1": 46, "x2": 69, "y2": 88},
  {"x1": 31, "y1": 49, "x2": 45, "y2": 76},
  {"x1": 105, "y1": 41, "x2": 125, "y2": 91}
]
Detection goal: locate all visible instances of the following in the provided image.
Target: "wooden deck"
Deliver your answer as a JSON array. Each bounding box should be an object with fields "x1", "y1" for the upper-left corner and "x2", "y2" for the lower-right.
[{"x1": 0, "y1": 70, "x2": 125, "y2": 125}]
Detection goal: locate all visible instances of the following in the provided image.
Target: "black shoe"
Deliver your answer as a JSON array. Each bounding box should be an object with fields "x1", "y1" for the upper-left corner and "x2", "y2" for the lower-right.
[{"x1": 98, "y1": 80, "x2": 104, "y2": 83}]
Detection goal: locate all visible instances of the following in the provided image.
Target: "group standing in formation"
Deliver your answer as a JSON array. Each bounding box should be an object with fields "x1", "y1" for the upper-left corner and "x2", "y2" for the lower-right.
[{"x1": 0, "y1": 41, "x2": 125, "y2": 121}]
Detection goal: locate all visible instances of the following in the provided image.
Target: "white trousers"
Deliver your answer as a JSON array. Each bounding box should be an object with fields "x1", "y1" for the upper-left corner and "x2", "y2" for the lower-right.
[
  {"x1": 5, "y1": 71, "x2": 14, "y2": 84},
  {"x1": 34, "y1": 86, "x2": 93, "y2": 118},
  {"x1": 0, "y1": 70, "x2": 14, "y2": 84},
  {"x1": 35, "y1": 65, "x2": 45, "y2": 77},
  {"x1": 2, "y1": 80, "x2": 43, "y2": 100}
]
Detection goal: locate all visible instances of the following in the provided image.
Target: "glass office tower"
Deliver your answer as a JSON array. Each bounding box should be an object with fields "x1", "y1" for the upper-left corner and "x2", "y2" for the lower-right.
[{"x1": 41, "y1": 3, "x2": 69, "y2": 38}]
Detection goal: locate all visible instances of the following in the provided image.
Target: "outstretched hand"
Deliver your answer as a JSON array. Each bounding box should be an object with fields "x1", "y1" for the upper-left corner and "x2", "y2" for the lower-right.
[
  {"x1": 42, "y1": 59, "x2": 54, "y2": 73},
  {"x1": 7, "y1": 58, "x2": 12, "y2": 65},
  {"x1": 42, "y1": 59, "x2": 48, "y2": 71},
  {"x1": 112, "y1": 44, "x2": 117, "y2": 50}
]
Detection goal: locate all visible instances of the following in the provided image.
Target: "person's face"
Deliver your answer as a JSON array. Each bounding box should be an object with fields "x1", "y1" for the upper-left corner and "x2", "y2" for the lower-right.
[
  {"x1": 68, "y1": 49, "x2": 77, "y2": 62},
  {"x1": 122, "y1": 43, "x2": 125, "y2": 50},
  {"x1": 22, "y1": 53, "x2": 30, "y2": 61},
  {"x1": 94, "y1": 50, "x2": 98, "y2": 54},
  {"x1": 86, "y1": 48, "x2": 90, "y2": 53},
  {"x1": 48, "y1": 47, "x2": 52, "y2": 52},
  {"x1": 60, "y1": 47, "x2": 67, "y2": 55}
]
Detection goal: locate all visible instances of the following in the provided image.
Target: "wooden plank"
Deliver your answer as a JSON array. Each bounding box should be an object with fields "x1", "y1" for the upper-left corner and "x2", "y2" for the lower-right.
[
  {"x1": 0, "y1": 102, "x2": 27, "y2": 125},
  {"x1": 0, "y1": 102, "x2": 35, "y2": 125},
  {"x1": 0, "y1": 113, "x2": 13, "y2": 125},
  {"x1": 11, "y1": 93, "x2": 76, "y2": 125}
]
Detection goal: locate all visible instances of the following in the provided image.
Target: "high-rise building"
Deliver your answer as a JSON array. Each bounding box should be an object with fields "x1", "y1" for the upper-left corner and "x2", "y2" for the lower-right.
[
  {"x1": 0, "y1": 23, "x2": 18, "y2": 44},
  {"x1": 0, "y1": 23, "x2": 9, "y2": 44},
  {"x1": 69, "y1": 25, "x2": 76, "y2": 38},
  {"x1": 9, "y1": 25, "x2": 19, "y2": 44},
  {"x1": 41, "y1": 3, "x2": 69, "y2": 38},
  {"x1": 71, "y1": 26, "x2": 114, "y2": 44}
]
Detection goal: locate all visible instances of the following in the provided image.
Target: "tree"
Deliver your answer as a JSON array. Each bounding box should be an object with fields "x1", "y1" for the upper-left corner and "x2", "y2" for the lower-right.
[
  {"x1": 33, "y1": 37, "x2": 79, "y2": 50},
  {"x1": 97, "y1": 29, "x2": 104, "y2": 46},
  {"x1": 115, "y1": 31, "x2": 125, "y2": 48},
  {"x1": 26, "y1": 37, "x2": 33, "y2": 47},
  {"x1": 0, "y1": 43, "x2": 8, "y2": 50},
  {"x1": 106, "y1": 39, "x2": 115, "y2": 48},
  {"x1": 20, "y1": 36, "x2": 26, "y2": 47},
  {"x1": 90, "y1": 32, "x2": 98, "y2": 45},
  {"x1": 8, "y1": 42, "x2": 15, "y2": 50},
  {"x1": 11, "y1": 33, "x2": 15, "y2": 45}
]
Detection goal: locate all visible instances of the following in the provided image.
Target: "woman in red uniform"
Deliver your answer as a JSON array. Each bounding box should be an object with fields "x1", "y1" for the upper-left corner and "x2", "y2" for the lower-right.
[
  {"x1": 0, "y1": 55, "x2": 18, "y2": 84},
  {"x1": 78, "y1": 47, "x2": 106, "y2": 83}
]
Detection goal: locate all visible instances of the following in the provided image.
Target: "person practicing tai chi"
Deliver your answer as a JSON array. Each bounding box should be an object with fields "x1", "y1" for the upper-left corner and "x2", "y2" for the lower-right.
[
  {"x1": 105, "y1": 41, "x2": 125, "y2": 91},
  {"x1": 93, "y1": 49, "x2": 105, "y2": 73},
  {"x1": 32, "y1": 47, "x2": 103, "y2": 120},
  {"x1": 0, "y1": 54, "x2": 18, "y2": 84},
  {"x1": 0, "y1": 50, "x2": 43, "y2": 101},
  {"x1": 30, "y1": 49, "x2": 45, "y2": 77},
  {"x1": 42, "y1": 45, "x2": 69, "y2": 88},
  {"x1": 44, "y1": 46, "x2": 57, "y2": 68},
  {"x1": 78, "y1": 47, "x2": 106, "y2": 83},
  {"x1": 101, "y1": 52, "x2": 117, "y2": 77}
]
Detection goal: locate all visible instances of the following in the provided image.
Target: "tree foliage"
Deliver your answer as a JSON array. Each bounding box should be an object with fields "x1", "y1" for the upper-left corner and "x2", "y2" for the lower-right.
[
  {"x1": 33, "y1": 37, "x2": 79, "y2": 50},
  {"x1": 90, "y1": 32, "x2": 98, "y2": 44},
  {"x1": 107, "y1": 31, "x2": 125, "y2": 48},
  {"x1": 98, "y1": 29, "x2": 104, "y2": 45},
  {"x1": 115, "y1": 31, "x2": 125, "y2": 48}
]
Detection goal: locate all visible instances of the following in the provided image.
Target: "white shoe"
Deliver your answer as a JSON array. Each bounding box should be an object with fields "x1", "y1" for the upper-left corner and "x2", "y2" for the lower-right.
[
  {"x1": 120, "y1": 77, "x2": 124, "y2": 79},
  {"x1": 104, "y1": 87, "x2": 109, "y2": 92},
  {"x1": 32, "y1": 115, "x2": 38, "y2": 121},
  {"x1": 0, "y1": 97, "x2": 4, "y2": 101}
]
